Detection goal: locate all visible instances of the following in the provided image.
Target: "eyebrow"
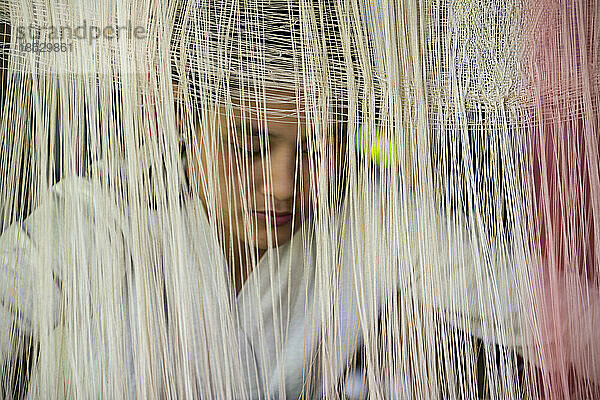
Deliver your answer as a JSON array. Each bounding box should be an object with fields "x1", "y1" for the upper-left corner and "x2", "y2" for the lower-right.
[
  {"x1": 233, "y1": 121, "x2": 326, "y2": 144},
  {"x1": 234, "y1": 122, "x2": 280, "y2": 139}
]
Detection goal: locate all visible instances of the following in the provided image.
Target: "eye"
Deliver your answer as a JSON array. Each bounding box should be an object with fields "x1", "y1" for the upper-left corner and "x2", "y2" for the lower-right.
[
  {"x1": 232, "y1": 135, "x2": 262, "y2": 158},
  {"x1": 236, "y1": 144, "x2": 262, "y2": 158},
  {"x1": 233, "y1": 123, "x2": 265, "y2": 158}
]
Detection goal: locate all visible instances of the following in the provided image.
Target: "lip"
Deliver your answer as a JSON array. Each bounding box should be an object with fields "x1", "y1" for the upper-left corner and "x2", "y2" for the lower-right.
[{"x1": 255, "y1": 211, "x2": 293, "y2": 226}]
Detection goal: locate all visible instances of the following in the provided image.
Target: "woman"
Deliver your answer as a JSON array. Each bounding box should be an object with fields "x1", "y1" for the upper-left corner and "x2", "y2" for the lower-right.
[
  {"x1": 1, "y1": 1, "x2": 599, "y2": 399},
  {"x1": 0, "y1": 2, "x2": 378, "y2": 397}
]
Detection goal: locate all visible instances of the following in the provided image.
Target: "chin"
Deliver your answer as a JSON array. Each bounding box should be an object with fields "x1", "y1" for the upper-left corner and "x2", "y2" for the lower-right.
[{"x1": 253, "y1": 225, "x2": 294, "y2": 250}]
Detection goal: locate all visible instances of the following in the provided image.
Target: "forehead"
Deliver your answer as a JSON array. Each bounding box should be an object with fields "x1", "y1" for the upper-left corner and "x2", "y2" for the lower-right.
[
  {"x1": 224, "y1": 89, "x2": 310, "y2": 141},
  {"x1": 208, "y1": 86, "x2": 346, "y2": 142}
]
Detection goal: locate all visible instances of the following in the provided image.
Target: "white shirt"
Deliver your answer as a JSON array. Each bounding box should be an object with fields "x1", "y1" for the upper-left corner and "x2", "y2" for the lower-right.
[{"x1": 0, "y1": 171, "x2": 523, "y2": 398}]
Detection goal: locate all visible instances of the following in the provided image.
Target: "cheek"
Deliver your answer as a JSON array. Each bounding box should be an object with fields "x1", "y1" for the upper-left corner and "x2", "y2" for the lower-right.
[
  {"x1": 249, "y1": 163, "x2": 263, "y2": 197},
  {"x1": 219, "y1": 148, "x2": 246, "y2": 207},
  {"x1": 301, "y1": 162, "x2": 319, "y2": 203},
  {"x1": 301, "y1": 156, "x2": 341, "y2": 202},
  {"x1": 229, "y1": 157, "x2": 264, "y2": 204}
]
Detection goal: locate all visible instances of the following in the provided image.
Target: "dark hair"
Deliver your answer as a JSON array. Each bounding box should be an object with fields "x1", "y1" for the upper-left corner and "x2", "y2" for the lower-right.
[{"x1": 171, "y1": 0, "x2": 361, "y2": 125}]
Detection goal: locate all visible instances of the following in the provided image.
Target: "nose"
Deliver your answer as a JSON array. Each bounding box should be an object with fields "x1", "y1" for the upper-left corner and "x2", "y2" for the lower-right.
[{"x1": 263, "y1": 146, "x2": 297, "y2": 206}]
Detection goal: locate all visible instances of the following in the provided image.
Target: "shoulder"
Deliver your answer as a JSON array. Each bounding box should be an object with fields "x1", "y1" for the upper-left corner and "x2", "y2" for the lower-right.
[
  {"x1": 408, "y1": 193, "x2": 525, "y2": 349},
  {"x1": 1, "y1": 168, "x2": 133, "y2": 277},
  {"x1": 24, "y1": 172, "x2": 125, "y2": 237},
  {"x1": 0, "y1": 175, "x2": 100, "y2": 333},
  {"x1": 338, "y1": 175, "x2": 524, "y2": 346}
]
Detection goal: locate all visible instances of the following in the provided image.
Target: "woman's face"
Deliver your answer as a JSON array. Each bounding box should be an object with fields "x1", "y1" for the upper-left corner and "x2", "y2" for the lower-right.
[{"x1": 187, "y1": 94, "x2": 337, "y2": 255}]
